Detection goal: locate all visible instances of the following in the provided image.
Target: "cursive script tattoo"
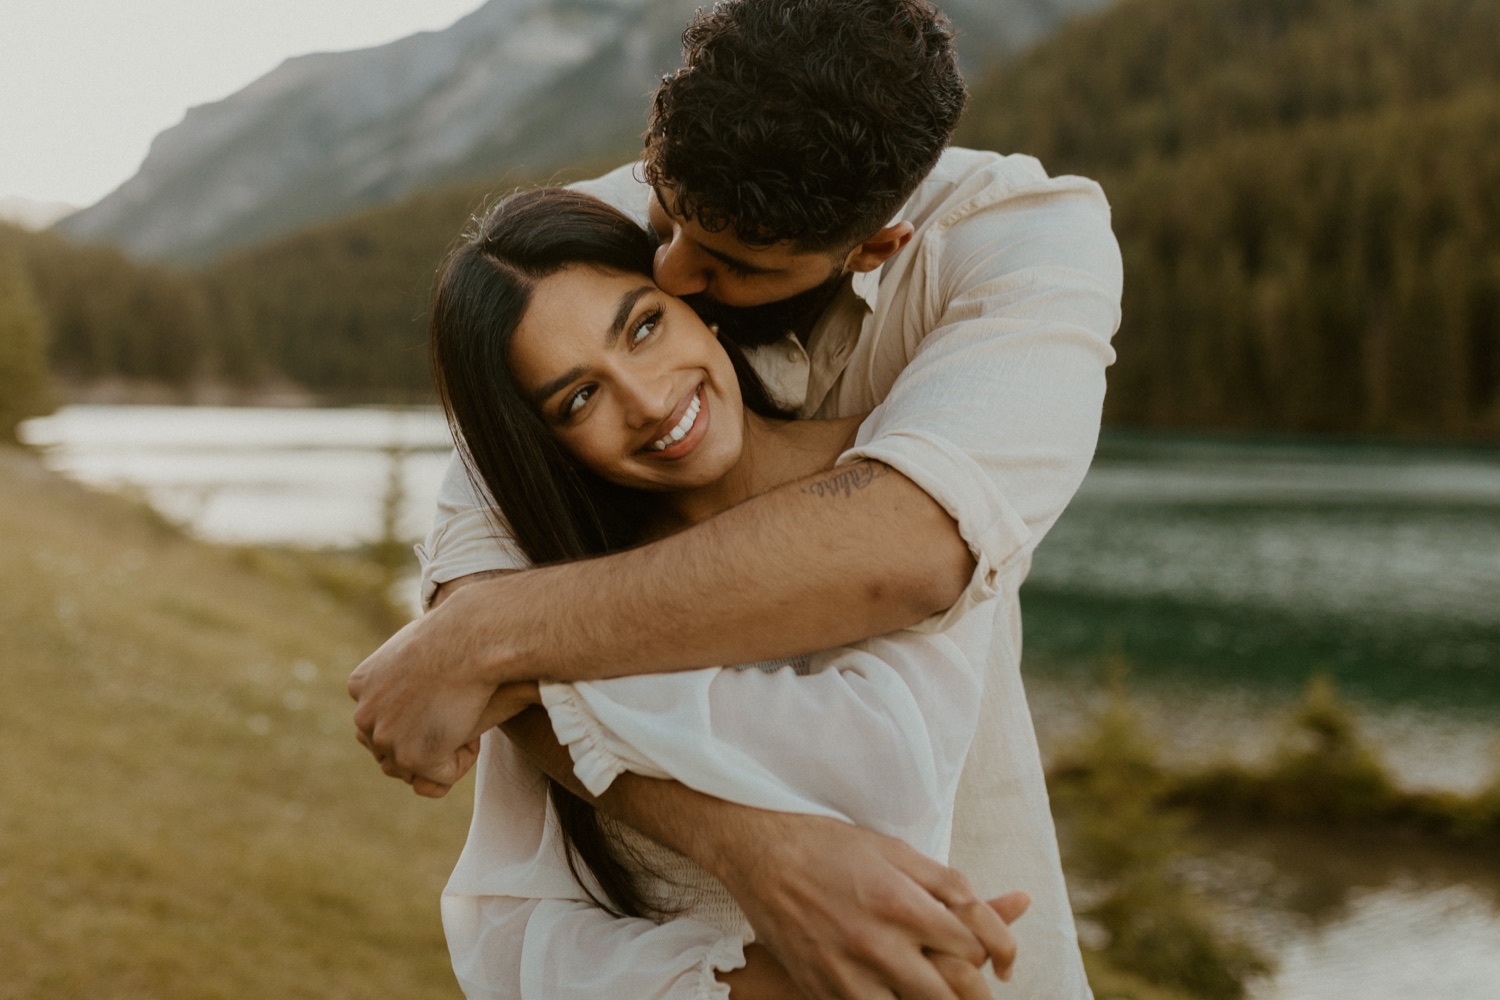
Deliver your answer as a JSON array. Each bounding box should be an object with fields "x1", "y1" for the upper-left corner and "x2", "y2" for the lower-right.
[{"x1": 800, "y1": 462, "x2": 890, "y2": 500}]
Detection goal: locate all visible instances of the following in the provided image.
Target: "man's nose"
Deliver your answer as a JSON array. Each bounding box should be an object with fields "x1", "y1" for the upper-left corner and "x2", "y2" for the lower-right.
[{"x1": 653, "y1": 236, "x2": 710, "y2": 297}]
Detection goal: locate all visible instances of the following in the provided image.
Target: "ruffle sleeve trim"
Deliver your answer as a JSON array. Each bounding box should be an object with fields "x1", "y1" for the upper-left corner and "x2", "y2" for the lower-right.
[{"x1": 540, "y1": 682, "x2": 628, "y2": 797}]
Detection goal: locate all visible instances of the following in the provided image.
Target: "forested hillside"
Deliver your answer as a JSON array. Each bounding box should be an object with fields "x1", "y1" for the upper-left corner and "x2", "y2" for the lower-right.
[
  {"x1": 200, "y1": 180, "x2": 508, "y2": 395},
  {"x1": 957, "y1": 0, "x2": 1500, "y2": 435},
  {"x1": 17, "y1": 0, "x2": 1500, "y2": 436},
  {"x1": 1, "y1": 225, "x2": 216, "y2": 388},
  {"x1": 2, "y1": 178, "x2": 499, "y2": 398}
]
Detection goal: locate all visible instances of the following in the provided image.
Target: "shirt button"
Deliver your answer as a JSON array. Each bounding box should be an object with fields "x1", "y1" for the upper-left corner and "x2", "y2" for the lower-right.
[{"x1": 785, "y1": 346, "x2": 800, "y2": 363}]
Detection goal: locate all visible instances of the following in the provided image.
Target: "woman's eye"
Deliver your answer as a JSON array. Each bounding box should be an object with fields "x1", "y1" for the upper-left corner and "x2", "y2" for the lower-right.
[
  {"x1": 564, "y1": 386, "x2": 594, "y2": 417},
  {"x1": 631, "y1": 308, "x2": 663, "y2": 345}
]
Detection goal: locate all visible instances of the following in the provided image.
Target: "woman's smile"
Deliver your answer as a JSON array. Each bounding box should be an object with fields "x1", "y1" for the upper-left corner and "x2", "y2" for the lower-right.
[{"x1": 644, "y1": 384, "x2": 710, "y2": 457}]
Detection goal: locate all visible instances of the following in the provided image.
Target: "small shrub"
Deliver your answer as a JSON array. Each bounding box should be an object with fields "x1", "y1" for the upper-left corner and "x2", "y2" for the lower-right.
[
  {"x1": 1052, "y1": 668, "x2": 1272, "y2": 999},
  {"x1": 1264, "y1": 675, "x2": 1396, "y2": 820}
]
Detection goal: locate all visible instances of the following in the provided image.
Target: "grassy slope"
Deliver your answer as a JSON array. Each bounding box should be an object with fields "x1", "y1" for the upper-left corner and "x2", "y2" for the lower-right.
[{"x1": 0, "y1": 447, "x2": 469, "y2": 1000}]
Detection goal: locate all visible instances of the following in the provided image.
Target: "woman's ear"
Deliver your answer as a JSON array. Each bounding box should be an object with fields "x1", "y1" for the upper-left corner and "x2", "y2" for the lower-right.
[{"x1": 843, "y1": 222, "x2": 915, "y2": 273}]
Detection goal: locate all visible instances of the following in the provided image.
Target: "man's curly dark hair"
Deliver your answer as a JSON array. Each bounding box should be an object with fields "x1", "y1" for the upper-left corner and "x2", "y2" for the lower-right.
[{"x1": 644, "y1": 0, "x2": 968, "y2": 254}]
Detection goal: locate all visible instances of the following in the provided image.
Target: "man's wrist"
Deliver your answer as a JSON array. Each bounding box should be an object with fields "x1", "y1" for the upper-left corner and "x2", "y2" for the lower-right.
[{"x1": 440, "y1": 574, "x2": 548, "y2": 687}]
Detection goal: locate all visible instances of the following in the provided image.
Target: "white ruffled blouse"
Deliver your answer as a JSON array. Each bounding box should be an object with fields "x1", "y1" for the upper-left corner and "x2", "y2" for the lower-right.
[{"x1": 442, "y1": 605, "x2": 993, "y2": 1000}]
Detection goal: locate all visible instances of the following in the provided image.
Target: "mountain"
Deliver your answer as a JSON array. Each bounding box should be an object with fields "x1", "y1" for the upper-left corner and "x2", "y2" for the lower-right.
[{"x1": 58, "y1": 0, "x2": 1109, "y2": 264}]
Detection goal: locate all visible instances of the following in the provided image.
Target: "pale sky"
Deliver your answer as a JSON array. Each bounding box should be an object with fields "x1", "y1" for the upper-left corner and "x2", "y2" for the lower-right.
[{"x1": 0, "y1": 0, "x2": 488, "y2": 208}]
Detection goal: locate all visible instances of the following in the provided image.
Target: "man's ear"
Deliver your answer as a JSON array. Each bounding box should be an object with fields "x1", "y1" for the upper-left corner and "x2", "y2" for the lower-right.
[{"x1": 843, "y1": 222, "x2": 915, "y2": 273}]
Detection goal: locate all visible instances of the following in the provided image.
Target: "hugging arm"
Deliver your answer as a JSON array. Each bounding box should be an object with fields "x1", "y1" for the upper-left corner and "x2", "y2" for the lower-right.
[
  {"x1": 348, "y1": 455, "x2": 974, "y2": 787},
  {"x1": 348, "y1": 172, "x2": 1122, "y2": 785},
  {"x1": 492, "y1": 708, "x2": 1017, "y2": 1000},
  {"x1": 532, "y1": 622, "x2": 1024, "y2": 999},
  {"x1": 539, "y1": 631, "x2": 985, "y2": 849}
]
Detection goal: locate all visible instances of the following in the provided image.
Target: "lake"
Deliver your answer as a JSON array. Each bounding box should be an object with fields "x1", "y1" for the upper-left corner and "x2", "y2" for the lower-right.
[
  {"x1": 1026, "y1": 433, "x2": 1500, "y2": 710},
  {"x1": 17, "y1": 404, "x2": 1500, "y2": 1000},
  {"x1": 19, "y1": 404, "x2": 454, "y2": 549}
]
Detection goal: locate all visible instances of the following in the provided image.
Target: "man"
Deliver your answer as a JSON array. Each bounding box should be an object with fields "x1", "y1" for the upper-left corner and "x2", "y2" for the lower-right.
[{"x1": 349, "y1": 0, "x2": 1121, "y2": 996}]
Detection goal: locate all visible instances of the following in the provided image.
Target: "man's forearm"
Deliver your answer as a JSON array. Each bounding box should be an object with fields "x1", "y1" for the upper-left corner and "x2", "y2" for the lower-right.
[
  {"x1": 349, "y1": 459, "x2": 970, "y2": 788},
  {"x1": 502, "y1": 704, "x2": 761, "y2": 875},
  {"x1": 449, "y1": 461, "x2": 974, "y2": 687}
]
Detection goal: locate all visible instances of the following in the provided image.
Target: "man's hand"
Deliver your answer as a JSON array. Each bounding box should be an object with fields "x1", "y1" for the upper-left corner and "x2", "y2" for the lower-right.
[
  {"x1": 347, "y1": 605, "x2": 538, "y2": 789},
  {"x1": 720, "y1": 895, "x2": 1029, "y2": 1000},
  {"x1": 504, "y1": 703, "x2": 1028, "y2": 1000},
  {"x1": 703, "y1": 812, "x2": 1023, "y2": 1000}
]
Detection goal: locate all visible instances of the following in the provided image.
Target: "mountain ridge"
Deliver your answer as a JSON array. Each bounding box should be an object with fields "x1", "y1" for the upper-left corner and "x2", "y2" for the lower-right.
[{"x1": 58, "y1": 0, "x2": 1110, "y2": 263}]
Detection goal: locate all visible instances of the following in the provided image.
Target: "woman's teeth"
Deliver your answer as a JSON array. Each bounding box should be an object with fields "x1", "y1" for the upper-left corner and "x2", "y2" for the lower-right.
[{"x1": 649, "y1": 393, "x2": 701, "y2": 451}]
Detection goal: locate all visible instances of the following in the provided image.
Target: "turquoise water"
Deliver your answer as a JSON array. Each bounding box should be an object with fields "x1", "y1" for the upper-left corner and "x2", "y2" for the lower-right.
[
  {"x1": 1019, "y1": 435, "x2": 1500, "y2": 1000},
  {"x1": 1026, "y1": 432, "x2": 1500, "y2": 709}
]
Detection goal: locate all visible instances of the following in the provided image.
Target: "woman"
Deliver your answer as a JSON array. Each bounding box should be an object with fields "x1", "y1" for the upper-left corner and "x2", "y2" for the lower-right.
[{"x1": 427, "y1": 188, "x2": 1019, "y2": 999}]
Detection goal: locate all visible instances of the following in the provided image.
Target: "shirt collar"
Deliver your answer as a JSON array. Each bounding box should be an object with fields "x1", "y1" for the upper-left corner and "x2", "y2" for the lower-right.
[{"x1": 850, "y1": 266, "x2": 882, "y2": 311}]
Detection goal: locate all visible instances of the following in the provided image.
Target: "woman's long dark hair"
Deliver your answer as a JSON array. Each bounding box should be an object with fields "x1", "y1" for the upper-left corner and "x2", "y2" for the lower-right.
[{"x1": 429, "y1": 187, "x2": 786, "y2": 917}]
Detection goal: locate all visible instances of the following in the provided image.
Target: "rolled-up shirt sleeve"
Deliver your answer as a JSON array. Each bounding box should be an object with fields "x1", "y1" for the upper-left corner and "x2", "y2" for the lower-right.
[{"x1": 839, "y1": 174, "x2": 1123, "y2": 627}]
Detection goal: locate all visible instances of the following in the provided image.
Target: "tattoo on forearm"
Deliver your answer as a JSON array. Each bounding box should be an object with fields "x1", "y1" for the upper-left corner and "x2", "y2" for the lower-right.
[{"x1": 801, "y1": 462, "x2": 890, "y2": 500}]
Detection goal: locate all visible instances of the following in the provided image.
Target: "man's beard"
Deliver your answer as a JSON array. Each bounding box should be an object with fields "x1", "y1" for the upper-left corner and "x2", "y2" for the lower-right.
[{"x1": 684, "y1": 268, "x2": 847, "y2": 349}]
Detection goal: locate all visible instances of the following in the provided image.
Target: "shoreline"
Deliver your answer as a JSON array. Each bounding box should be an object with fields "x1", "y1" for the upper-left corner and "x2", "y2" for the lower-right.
[{"x1": 54, "y1": 376, "x2": 436, "y2": 409}]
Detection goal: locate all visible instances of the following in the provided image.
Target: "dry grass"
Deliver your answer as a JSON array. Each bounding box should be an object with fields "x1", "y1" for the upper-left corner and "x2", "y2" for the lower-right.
[{"x1": 0, "y1": 447, "x2": 470, "y2": 999}]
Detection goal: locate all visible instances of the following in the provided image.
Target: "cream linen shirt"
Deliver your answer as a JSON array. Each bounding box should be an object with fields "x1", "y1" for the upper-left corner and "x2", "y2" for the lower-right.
[{"x1": 423, "y1": 147, "x2": 1122, "y2": 998}]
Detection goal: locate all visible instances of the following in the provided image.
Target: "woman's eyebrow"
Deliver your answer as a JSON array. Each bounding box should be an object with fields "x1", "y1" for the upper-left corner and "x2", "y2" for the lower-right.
[
  {"x1": 609, "y1": 285, "x2": 655, "y2": 343},
  {"x1": 529, "y1": 284, "x2": 657, "y2": 410},
  {"x1": 531, "y1": 366, "x2": 587, "y2": 410}
]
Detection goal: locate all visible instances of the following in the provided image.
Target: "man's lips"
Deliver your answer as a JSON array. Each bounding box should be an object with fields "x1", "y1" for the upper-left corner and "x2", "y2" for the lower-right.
[{"x1": 643, "y1": 384, "x2": 708, "y2": 459}]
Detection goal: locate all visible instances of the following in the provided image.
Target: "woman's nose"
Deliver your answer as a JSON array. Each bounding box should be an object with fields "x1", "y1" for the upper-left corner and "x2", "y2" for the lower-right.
[
  {"x1": 617, "y1": 373, "x2": 674, "y2": 430},
  {"x1": 653, "y1": 236, "x2": 710, "y2": 297}
]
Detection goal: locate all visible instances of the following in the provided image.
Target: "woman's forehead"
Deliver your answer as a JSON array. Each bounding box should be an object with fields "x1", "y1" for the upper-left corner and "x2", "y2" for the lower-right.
[{"x1": 510, "y1": 266, "x2": 654, "y2": 390}]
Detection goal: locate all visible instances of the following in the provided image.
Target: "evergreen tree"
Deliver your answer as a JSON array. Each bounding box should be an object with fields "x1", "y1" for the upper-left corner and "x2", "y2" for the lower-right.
[{"x1": 0, "y1": 251, "x2": 56, "y2": 442}]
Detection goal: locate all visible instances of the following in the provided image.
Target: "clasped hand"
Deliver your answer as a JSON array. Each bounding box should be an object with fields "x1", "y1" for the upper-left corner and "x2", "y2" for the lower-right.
[
  {"x1": 347, "y1": 585, "x2": 536, "y2": 795},
  {"x1": 714, "y1": 812, "x2": 1030, "y2": 1000}
]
